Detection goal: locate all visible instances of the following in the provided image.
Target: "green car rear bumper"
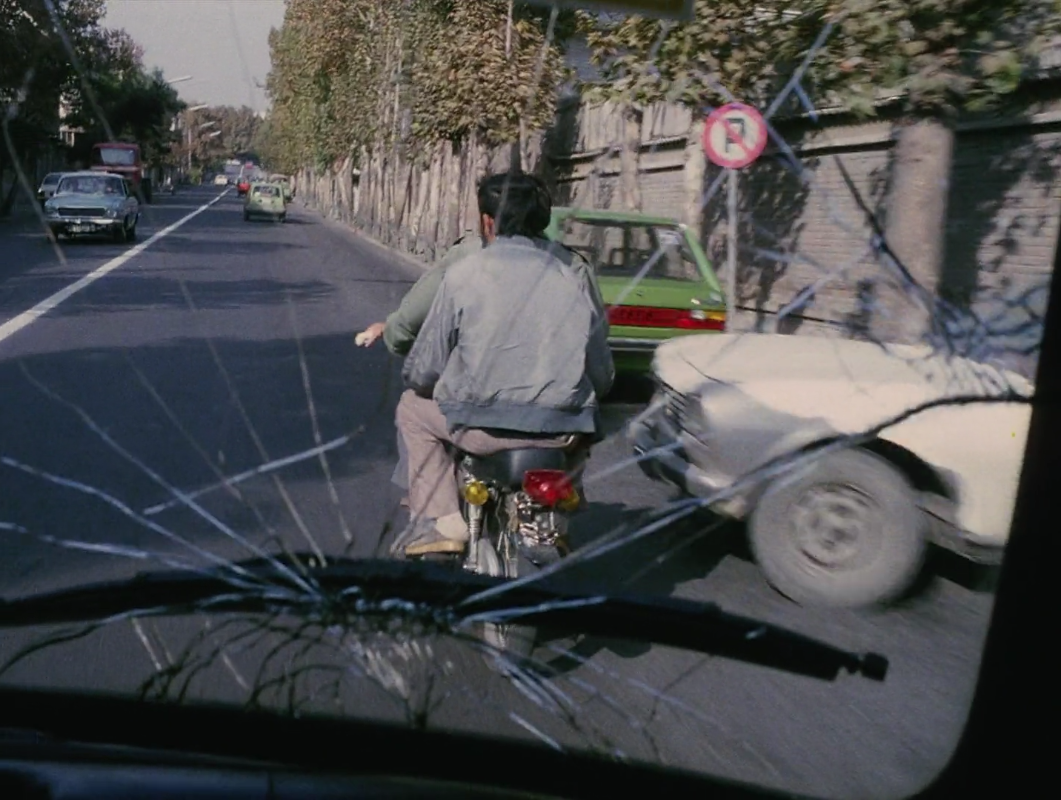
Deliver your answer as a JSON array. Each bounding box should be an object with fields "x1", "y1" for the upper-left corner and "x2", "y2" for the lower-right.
[
  {"x1": 608, "y1": 337, "x2": 659, "y2": 374},
  {"x1": 246, "y1": 205, "x2": 285, "y2": 217}
]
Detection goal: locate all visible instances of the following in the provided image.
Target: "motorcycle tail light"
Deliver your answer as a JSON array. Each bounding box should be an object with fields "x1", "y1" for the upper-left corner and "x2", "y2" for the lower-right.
[{"x1": 522, "y1": 470, "x2": 577, "y2": 509}]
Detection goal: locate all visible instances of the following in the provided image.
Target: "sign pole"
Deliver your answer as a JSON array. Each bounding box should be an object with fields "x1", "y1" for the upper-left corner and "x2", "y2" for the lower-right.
[
  {"x1": 726, "y1": 167, "x2": 737, "y2": 332},
  {"x1": 701, "y1": 102, "x2": 767, "y2": 336}
]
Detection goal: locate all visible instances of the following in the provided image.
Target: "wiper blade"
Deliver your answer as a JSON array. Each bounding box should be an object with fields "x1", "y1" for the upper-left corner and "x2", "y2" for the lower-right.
[{"x1": 0, "y1": 555, "x2": 887, "y2": 682}]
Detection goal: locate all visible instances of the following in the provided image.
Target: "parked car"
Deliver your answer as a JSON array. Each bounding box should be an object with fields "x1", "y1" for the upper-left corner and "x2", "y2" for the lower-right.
[
  {"x1": 43, "y1": 171, "x2": 140, "y2": 242},
  {"x1": 627, "y1": 332, "x2": 1033, "y2": 609},
  {"x1": 36, "y1": 172, "x2": 67, "y2": 207},
  {"x1": 544, "y1": 207, "x2": 726, "y2": 375},
  {"x1": 244, "y1": 181, "x2": 286, "y2": 222}
]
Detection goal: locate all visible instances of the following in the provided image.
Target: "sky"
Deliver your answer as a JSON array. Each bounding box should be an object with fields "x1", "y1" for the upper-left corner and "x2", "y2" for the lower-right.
[{"x1": 102, "y1": 0, "x2": 286, "y2": 113}]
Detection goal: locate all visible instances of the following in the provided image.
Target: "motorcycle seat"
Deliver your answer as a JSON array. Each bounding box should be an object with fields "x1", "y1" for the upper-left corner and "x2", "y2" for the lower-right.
[{"x1": 462, "y1": 447, "x2": 570, "y2": 489}]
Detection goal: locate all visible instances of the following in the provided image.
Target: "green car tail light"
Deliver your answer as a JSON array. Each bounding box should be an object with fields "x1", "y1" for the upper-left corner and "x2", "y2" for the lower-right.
[{"x1": 607, "y1": 305, "x2": 725, "y2": 331}]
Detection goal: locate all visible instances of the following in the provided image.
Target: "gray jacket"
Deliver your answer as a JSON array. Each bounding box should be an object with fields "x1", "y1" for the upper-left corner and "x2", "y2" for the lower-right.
[{"x1": 402, "y1": 235, "x2": 614, "y2": 435}]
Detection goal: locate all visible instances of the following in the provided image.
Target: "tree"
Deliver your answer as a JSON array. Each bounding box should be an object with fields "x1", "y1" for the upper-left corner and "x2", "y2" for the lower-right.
[
  {"x1": 408, "y1": 1, "x2": 569, "y2": 154},
  {"x1": 1, "y1": 0, "x2": 141, "y2": 214},
  {"x1": 579, "y1": 0, "x2": 1059, "y2": 333},
  {"x1": 173, "y1": 104, "x2": 265, "y2": 173},
  {"x1": 66, "y1": 65, "x2": 184, "y2": 167},
  {"x1": 1, "y1": 0, "x2": 64, "y2": 194},
  {"x1": 793, "y1": 0, "x2": 1059, "y2": 330}
]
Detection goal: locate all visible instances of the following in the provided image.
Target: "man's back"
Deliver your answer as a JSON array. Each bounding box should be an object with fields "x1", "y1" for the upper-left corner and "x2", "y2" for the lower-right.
[{"x1": 403, "y1": 235, "x2": 613, "y2": 435}]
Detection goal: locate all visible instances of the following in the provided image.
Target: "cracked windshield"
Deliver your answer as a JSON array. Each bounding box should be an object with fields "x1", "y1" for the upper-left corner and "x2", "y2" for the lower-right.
[{"x1": 0, "y1": 0, "x2": 1056, "y2": 797}]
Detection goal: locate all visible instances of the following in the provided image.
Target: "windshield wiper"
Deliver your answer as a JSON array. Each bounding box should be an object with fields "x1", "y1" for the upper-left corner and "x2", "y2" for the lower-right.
[{"x1": 0, "y1": 555, "x2": 887, "y2": 682}]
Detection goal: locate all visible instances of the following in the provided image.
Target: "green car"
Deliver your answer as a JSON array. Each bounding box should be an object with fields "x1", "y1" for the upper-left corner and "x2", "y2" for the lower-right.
[
  {"x1": 244, "y1": 181, "x2": 286, "y2": 222},
  {"x1": 545, "y1": 207, "x2": 727, "y2": 375},
  {"x1": 269, "y1": 174, "x2": 294, "y2": 202}
]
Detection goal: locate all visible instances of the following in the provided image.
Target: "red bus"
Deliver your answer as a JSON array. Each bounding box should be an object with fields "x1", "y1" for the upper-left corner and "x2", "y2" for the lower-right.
[{"x1": 90, "y1": 142, "x2": 152, "y2": 203}]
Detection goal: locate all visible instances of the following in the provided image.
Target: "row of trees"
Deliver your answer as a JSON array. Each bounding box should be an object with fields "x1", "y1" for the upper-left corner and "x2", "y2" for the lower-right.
[
  {"x1": 261, "y1": 0, "x2": 576, "y2": 252},
  {"x1": 260, "y1": 0, "x2": 1058, "y2": 281},
  {"x1": 260, "y1": 0, "x2": 570, "y2": 175},
  {"x1": 0, "y1": 0, "x2": 183, "y2": 213},
  {"x1": 171, "y1": 104, "x2": 266, "y2": 179}
]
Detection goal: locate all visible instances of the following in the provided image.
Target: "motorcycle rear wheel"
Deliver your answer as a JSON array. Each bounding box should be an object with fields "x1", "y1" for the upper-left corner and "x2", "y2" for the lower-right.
[{"x1": 474, "y1": 537, "x2": 539, "y2": 664}]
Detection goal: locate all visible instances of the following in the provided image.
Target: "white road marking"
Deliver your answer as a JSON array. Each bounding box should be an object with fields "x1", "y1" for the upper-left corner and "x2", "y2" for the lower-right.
[{"x1": 0, "y1": 191, "x2": 230, "y2": 345}]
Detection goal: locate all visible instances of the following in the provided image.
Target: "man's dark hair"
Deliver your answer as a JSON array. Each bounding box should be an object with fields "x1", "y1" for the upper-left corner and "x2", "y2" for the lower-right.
[{"x1": 477, "y1": 171, "x2": 552, "y2": 237}]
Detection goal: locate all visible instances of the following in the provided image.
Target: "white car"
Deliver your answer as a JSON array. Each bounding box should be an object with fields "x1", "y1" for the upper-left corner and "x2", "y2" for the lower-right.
[
  {"x1": 627, "y1": 333, "x2": 1033, "y2": 609},
  {"x1": 43, "y1": 171, "x2": 141, "y2": 242},
  {"x1": 36, "y1": 172, "x2": 67, "y2": 205},
  {"x1": 214, "y1": 173, "x2": 229, "y2": 186}
]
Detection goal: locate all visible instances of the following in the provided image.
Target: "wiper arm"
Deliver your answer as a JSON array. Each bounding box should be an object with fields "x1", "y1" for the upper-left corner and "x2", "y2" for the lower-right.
[{"x1": 0, "y1": 555, "x2": 887, "y2": 682}]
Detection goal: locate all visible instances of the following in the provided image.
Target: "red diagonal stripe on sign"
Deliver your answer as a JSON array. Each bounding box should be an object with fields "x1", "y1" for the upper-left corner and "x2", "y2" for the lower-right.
[{"x1": 716, "y1": 111, "x2": 753, "y2": 158}]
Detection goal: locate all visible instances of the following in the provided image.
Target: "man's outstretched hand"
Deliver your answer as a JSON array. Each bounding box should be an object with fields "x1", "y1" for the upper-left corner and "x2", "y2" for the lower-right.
[{"x1": 356, "y1": 322, "x2": 386, "y2": 347}]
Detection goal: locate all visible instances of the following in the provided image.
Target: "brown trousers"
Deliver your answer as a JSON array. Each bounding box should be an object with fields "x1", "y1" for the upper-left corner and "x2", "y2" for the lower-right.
[{"x1": 395, "y1": 390, "x2": 575, "y2": 521}]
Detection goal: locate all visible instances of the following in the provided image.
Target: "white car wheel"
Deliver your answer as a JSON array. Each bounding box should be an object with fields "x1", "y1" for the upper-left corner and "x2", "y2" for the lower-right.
[{"x1": 748, "y1": 448, "x2": 927, "y2": 609}]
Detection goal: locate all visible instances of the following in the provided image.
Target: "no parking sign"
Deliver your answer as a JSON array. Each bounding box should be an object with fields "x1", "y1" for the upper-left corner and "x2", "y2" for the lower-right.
[{"x1": 702, "y1": 103, "x2": 768, "y2": 169}]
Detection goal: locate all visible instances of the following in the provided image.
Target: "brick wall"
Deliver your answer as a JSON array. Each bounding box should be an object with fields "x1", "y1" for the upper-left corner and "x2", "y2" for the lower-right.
[{"x1": 709, "y1": 135, "x2": 896, "y2": 340}]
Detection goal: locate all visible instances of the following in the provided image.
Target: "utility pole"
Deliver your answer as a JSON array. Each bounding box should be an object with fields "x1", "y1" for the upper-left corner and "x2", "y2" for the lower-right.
[{"x1": 178, "y1": 104, "x2": 209, "y2": 181}]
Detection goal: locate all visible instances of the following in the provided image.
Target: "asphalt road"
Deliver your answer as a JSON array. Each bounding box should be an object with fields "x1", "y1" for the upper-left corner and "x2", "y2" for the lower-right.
[{"x1": 0, "y1": 188, "x2": 997, "y2": 800}]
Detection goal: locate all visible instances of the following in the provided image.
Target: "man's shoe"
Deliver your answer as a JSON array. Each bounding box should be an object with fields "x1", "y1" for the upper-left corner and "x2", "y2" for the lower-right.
[
  {"x1": 389, "y1": 516, "x2": 464, "y2": 558},
  {"x1": 404, "y1": 525, "x2": 465, "y2": 557},
  {"x1": 388, "y1": 517, "x2": 424, "y2": 557}
]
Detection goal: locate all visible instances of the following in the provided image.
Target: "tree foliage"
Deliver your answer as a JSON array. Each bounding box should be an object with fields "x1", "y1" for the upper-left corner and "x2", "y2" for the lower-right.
[
  {"x1": 1, "y1": 0, "x2": 122, "y2": 165},
  {"x1": 67, "y1": 66, "x2": 184, "y2": 165},
  {"x1": 408, "y1": 1, "x2": 569, "y2": 146},
  {"x1": 578, "y1": 1, "x2": 805, "y2": 109},
  {"x1": 174, "y1": 104, "x2": 265, "y2": 171},
  {"x1": 262, "y1": 0, "x2": 571, "y2": 171},
  {"x1": 1, "y1": 0, "x2": 174, "y2": 213},
  {"x1": 579, "y1": 0, "x2": 1059, "y2": 117}
]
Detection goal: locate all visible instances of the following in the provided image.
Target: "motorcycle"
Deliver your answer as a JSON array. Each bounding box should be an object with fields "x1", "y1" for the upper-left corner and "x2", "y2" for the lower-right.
[{"x1": 408, "y1": 438, "x2": 589, "y2": 661}]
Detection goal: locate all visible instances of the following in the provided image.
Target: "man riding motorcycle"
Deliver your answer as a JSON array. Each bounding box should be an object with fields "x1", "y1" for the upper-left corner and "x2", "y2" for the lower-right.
[{"x1": 389, "y1": 172, "x2": 614, "y2": 557}]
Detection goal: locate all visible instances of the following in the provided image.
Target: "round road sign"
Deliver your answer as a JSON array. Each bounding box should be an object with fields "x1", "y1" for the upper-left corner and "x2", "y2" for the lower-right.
[{"x1": 702, "y1": 103, "x2": 768, "y2": 169}]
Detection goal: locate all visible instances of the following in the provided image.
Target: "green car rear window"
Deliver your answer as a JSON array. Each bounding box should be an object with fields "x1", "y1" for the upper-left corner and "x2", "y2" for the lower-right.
[
  {"x1": 557, "y1": 218, "x2": 703, "y2": 282},
  {"x1": 253, "y1": 185, "x2": 280, "y2": 197}
]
